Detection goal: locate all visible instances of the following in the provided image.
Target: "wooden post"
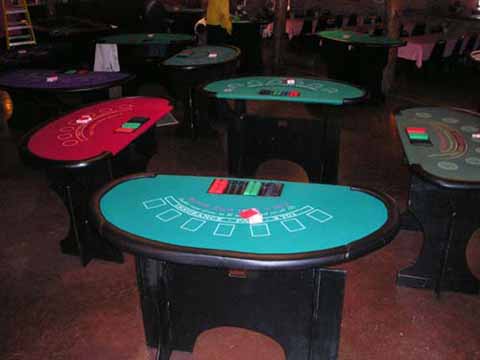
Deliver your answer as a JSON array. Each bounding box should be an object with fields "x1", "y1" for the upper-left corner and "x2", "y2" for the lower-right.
[
  {"x1": 273, "y1": 0, "x2": 287, "y2": 69},
  {"x1": 383, "y1": 0, "x2": 400, "y2": 94}
]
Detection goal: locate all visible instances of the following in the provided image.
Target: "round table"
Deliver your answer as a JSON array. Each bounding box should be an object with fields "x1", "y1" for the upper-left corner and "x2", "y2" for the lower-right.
[
  {"x1": 33, "y1": 16, "x2": 115, "y2": 67},
  {"x1": 395, "y1": 106, "x2": 480, "y2": 295},
  {"x1": 0, "y1": 44, "x2": 63, "y2": 70},
  {"x1": 98, "y1": 33, "x2": 195, "y2": 70},
  {"x1": 318, "y1": 30, "x2": 405, "y2": 102},
  {"x1": 161, "y1": 45, "x2": 241, "y2": 137},
  {"x1": 21, "y1": 97, "x2": 174, "y2": 265},
  {"x1": 202, "y1": 76, "x2": 367, "y2": 184},
  {"x1": 91, "y1": 173, "x2": 399, "y2": 359},
  {"x1": 0, "y1": 68, "x2": 135, "y2": 130}
]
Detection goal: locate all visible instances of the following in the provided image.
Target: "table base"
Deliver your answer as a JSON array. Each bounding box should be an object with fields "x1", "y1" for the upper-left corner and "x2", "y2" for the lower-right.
[
  {"x1": 162, "y1": 58, "x2": 238, "y2": 139},
  {"x1": 21, "y1": 126, "x2": 156, "y2": 265},
  {"x1": 224, "y1": 102, "x2": 341, "y2": 184},
  {"x1": 397, "y1": 175, "x2": 480, "y2": 295},
  {"x1": 321, "y1": 39, "x2": 389, "y2": 103},
  {"x1": 136, "y1": 257, "x2": 345, "y2": 360}
]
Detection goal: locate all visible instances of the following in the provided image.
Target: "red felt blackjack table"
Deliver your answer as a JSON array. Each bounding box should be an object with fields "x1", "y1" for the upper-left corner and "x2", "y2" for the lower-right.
[{"x1": 20, "y1": 96, "x2": 175, "y2": 265}]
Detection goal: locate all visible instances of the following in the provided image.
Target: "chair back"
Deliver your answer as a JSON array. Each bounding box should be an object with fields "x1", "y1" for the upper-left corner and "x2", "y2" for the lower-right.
[
  {"x1": 335, "y1": 14, "x2": 343, "y2": 28},
  {"x1": 315, "y1": 17, "x2": 327, "y2": 32},
  {"x1": 429, "y1": 39, "x2": 446, "y2": 62},
  {"x1": 300, "y1": 19, "x2": 313, "y2": 35},
  {"x1": 326, "y1": 16, "x2": 336, "y2": 28},
  {"x1": 463, "y1": 33, "x2": 478, "y2": 55},
  {"x1": 411, "y1": 23, "x2": 426, "y2": 36},
  {"x1": 450, "y1": 36, "x2": 464, "y2": 58},
  {"x1": 347, "y1": 13, "x2": 357, "y2": 26}
]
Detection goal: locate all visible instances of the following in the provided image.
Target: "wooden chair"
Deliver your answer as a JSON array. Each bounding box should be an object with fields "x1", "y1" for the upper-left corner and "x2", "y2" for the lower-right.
[
  {"x1": 254, "y1": 159, "x2": 310, "y2": 183},
  {"x1": 192, "y1": 327, "x2": 286, "y2": 360}
]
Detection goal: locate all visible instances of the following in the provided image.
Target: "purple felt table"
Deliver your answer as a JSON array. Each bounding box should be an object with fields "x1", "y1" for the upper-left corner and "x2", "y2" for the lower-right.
[{"x1": 0, "y1": 69, "x2": 134, "y2": 93}]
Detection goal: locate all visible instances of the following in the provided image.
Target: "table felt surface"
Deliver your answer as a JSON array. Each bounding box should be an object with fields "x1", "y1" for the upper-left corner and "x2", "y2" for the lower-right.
[
  {"x1": 203, "y1": 76, "x2": 366, "y2": 105},
  {"x1": 99, "y1": 33, "x2": 194, "y2": 45},
  {"x1": 99, "y1": 175, "x2": 389, "y2": 255},
  {"x1": 163, "y1": 45, "x2": 239, "y2": 67},
  {"x1": 318, "y1": 30, "x2": 405, "y2": 47},
  {"x1": 0, "y1": 45, "x2": 52, "y2": 66},
  {"x1": 0, "y1": 69, "x2": 131, "y2": 91},
  {"x1": 396, "y1": 107, "x2": 480, "y2": 183},
  {"x1": 28, "y1": 97, "x2": 172, "y2": 161},
  {"x1": 34, "y1": 16, "x2": 112, "y2": 36}
]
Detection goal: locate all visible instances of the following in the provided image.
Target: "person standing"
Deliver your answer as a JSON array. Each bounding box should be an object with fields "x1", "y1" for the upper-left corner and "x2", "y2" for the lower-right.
[{"x1": 206, "y1": 0, "x2": 232, "y2": 45}]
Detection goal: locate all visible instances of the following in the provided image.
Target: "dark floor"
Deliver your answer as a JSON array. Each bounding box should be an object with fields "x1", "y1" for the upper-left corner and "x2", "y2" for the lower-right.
[{"x1": 1, "y1": 41, "x2": 480, "y2": 360}]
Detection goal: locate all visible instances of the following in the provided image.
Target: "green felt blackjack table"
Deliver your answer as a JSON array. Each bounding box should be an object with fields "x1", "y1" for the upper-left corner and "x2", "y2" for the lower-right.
[
  {"x1": 161, "y1": 45, "x2": 241, "y2": 137},
  {"x1": 395, "y1": 107, "x2": 480, "y2": 295},
  {"x1": 201, "y1": 76, "x2": 367, "y2": 184},
  {"x1": 91, "y1": 173, "x2": 399, "y2": 359},
  {"x1": 317, "y1": 30, "x2": 405, "y2": 103}
]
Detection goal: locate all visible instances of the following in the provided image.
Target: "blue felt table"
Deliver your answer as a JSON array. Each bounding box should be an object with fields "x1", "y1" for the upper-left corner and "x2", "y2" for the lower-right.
[
  {"x1": 97, "y1": 175, "x2": 396, "y2": 260},
  {"x1": 0, "y1": 69, "x2": 133, "y2": 92}
]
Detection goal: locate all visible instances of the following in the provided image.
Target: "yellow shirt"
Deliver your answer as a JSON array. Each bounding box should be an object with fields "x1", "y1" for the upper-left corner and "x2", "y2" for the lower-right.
[{"x1": 206, "y1": 0, "x2": 232, "y2": 34}]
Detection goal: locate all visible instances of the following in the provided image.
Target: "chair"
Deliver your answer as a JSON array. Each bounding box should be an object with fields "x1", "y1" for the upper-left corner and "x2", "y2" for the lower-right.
[
  {"x1": 300, "y1": 18, "x2": 313, "y2": 35},
  {"x1": 445, "y1": 36, "x2": 464, "y2": 71},
  {"x1": 192, "y1": 327, "x2": 286, "y2": 360},
  {"x1": 411, "y1": 23, "x2": 426, "y2": 36},
  {"x1": 255, "y1": 159, "x2": 310, "y2": 183},
  {"x1": 399, "y1": 24, "x2": 409, "y2": 37},
  {"x1": 424, "y1": 39, "x2": 446, "y2": 78},
  {"x1": 314, "y1": 16, "x2": 328, "y2": 32},
  {"x1": 462, "y1": 33, "x2": 478, "y2": 57},
  {"x1": 346, "y1": 13, "x2": 357, "y2": 27},
  {"x1": 335, "y1": 14, "x2": 344, "y2": 28},
  {"x1": 325, "y1": 16, "x2": 336, "y2": 29},
  {"x1": 144, "y1": 0, "x2": 174, "y2": 33}
]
